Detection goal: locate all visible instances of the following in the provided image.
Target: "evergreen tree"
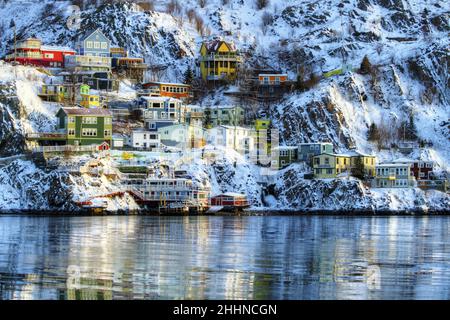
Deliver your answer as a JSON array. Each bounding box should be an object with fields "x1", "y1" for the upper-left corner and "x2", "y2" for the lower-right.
[
  {"x1": 203, "y1": 108, "x2": 212, "y2": 129},
  {"x1": 183, "y1": 66, "x2": 194, "y2": 85},
  {"x1": 367, "y1": 123, "x2": 380, "y2": 141},
  {"x1": 359, "y1": 55, "x2": 372, "y2": 74},
  {"x1": 398, "y1": 114, "x2": 418, "y2": 140}
]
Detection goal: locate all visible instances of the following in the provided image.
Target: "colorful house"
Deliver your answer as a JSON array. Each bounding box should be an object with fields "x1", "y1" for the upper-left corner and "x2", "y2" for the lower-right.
[
  {"x1": 271, "y1": 146, "x2": 298, "y2": 169},
  {"x1": 4, "y1": 38, "x2": 75, "y2": 68},
  {"x1": 207, "y1": 125, "x2": 254, "y2": 154},
  {"x1": 158, "y1": 124, "x2": 207, "y2": 149},
  {"x1": 76, "y1": 28, "x2": 111, "y2": 57},
  {"x1": 299, "y1": 142, "x2": 334, "y2": 164},
  {"x1": 55, "y1": 107, "x2": 112, "y2": 146},
  {"x1": 392, "y1": 158, "x2": 435, "y2": 180},
  {"x1": 372, "y1": 163, "x2": 416, "y2": 188},
  {"x1": 204, "y1": 105, "x2": 245, "y2": 127},
  {"x1": 129, "y1": 129, "x2": 160, "y2": 150},
  {"x1": 199, "y1": 39, "x2": 241, "y2": 82},
  {"x1": 111, "y1": 47, "x2": 147, "y2": 82},
  {"x1": 38, "y1": 84, "x2": 70, "y2": 103},
  {"x1": 257, "y1": 73, "x2": 291, "y2": 100},
  {"x1": 141, "y1": 82, "x2": 192, "y2": 101},
  {"x1": 258, "y1": 74, "x2": 288, "y2": 85},
  {"x1": 313, "y1": 151, "x2": 376, "y2": 179},
  {"x1": 210, "y1": 193, "x2": 250, "y2": 210},
  {"x1": 135, "y1": 96, "x2": 186, "y2": 131}
]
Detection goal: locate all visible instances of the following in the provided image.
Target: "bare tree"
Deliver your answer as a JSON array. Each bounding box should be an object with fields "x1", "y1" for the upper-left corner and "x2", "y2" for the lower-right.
[
  {"x1": 186, "y1": 8, "x2": 195, "y2": 23},
  {"x1": 261, "y1": 11, "x2": 273, "y2": 35},
  {"x1": 198, "y1": 0, "x2": 207, "y2": 8},
  {"x1": 166, "y1": 0, "x2": 181, "y2": 15}
]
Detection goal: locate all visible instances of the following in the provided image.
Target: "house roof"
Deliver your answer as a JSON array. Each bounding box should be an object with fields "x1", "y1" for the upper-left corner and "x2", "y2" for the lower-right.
[
  {"x1": 78, "y1": 28, "x2": 109, "y2": 43},
  {"x1": 315, "y1": 151, "x2": 375, "y2": 158},
  {"x1": 377, "y1": 162, "x2": 411, "y2": 167},
  {"x1": 299, "y1": 142, "x2": 333, "y2": 146},
  {"x1": 214, "y1": 192, "x2": 247, "y2": 198},
  {"x1": 273, "y1": 146, "x2": 298, "y2": 150},
  {"x1": 140, "y1": 96, "x2": 182, "y2": 103},
  {"x1": 202, "y1": 40, "x2": 236, "y2": 53},
  {"x1": 41, "y1": 45, "x2": 76, "y2": 52},
  {"x1": 143, "y1": 81, "x2": 190, "y2": 87},
  {"x1": 58, "y1": 107, "x2": 112, "y2": 116}
]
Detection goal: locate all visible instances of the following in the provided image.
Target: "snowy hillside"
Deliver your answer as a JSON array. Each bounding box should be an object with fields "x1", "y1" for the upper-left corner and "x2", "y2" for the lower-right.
[{"x1": 0, "y1": 0, "x2": 448, "y2": 213}]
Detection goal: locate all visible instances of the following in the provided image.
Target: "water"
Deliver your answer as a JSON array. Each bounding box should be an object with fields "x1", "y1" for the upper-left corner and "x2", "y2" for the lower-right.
[{"x1": 0, "y1": 215, "x2": 449, "y2": 300}]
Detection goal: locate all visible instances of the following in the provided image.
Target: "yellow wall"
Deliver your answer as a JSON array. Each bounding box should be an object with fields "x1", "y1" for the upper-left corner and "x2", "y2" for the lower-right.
[
  {"x1": 199, "y1": 41, "x2": 238, "y2": 81},
  {"x1": 80, "y1": 94, "x2": 100, "y2": 108}
]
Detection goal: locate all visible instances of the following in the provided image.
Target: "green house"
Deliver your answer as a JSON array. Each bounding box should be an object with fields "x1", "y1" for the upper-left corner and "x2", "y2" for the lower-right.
[
  {"x1": 271, "y1": 146, "x2": 298, "y2": 169},
  {"x1": 56, "y1": 107, "x2": 112, "y2": 146}
]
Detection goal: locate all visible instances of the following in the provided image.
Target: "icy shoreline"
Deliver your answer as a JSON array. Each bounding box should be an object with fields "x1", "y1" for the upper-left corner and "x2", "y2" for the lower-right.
[{"x1": 1, "y1": 208, "x2": 449, "y2": 216}]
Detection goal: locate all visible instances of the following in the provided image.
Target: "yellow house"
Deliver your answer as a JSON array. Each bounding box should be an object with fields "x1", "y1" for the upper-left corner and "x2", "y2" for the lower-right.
[
  {"x1": 199, "y1": 39, "x2": 241, "y2": 82},
  {"x1": 313, "y1": 151, "x2": 376, "y2": 179},
  {"x1": 80, "y1": 85, "x2": 100, "y2": 109}
]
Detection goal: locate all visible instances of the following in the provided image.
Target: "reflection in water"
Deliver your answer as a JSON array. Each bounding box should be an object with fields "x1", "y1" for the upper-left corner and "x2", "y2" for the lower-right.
[{"x1": 0, "y1": 215, "x2": 450, "y2": 300}]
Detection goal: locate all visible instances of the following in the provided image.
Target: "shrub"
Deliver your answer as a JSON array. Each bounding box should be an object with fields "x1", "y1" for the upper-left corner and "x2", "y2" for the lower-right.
[
  {"x1": 359, "y1": 55, "x2": 372, "y2": 74},
  {"x1": 255, "y1": 0, "x2": 269, "y2": 10}
]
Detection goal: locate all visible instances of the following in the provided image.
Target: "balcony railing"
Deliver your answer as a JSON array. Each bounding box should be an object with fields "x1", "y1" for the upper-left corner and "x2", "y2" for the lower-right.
[
  {"x1": 27, "y1": 132, "x2": 67, "y2": 140},
  {"x1": 32, "y1": 145, "x2": 99, "y2": 153},
  {"x1": 200, "y1": 54, "x2": 241, "y2": 62}
]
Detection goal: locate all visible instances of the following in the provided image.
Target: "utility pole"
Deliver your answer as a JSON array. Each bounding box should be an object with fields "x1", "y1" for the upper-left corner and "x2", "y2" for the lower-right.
[{"x1": 13, "y1": 21, "x2": 17, "y2": 65}]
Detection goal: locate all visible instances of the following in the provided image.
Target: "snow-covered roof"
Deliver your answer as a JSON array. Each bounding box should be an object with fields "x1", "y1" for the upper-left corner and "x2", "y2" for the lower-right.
[
  {"x1": 41, "y1": 45, "x2": 76, "y2": 52},
  {"x1": 299, "y1": 142, "x2": 333, "y2": 145},
  {"x1": 214, "y1": 192, "x2": 247, "y2": 198},
  {"x1": 59, "y1": 107, "x2": 112, "y2": 116},
  {"x1": 377, "y1": 162, "x2": 411, "y2": 167},
  {"x1": 258, "y1": 74, "x2": 288, "y2": 77},
  {"x1": 202, "y1": 39, "x2": 236, "y2": 53},
  {"x1": 273, "y1": 146, "x2": 298, "y2": 150},
  {"x1": 219, "y1": 125, "x2": 251, "y2": 130},
  {"x1": 139, "y1": 96, "x2": 181, "y2": 102},
  {"x1": 143, "y1": 81, "x2": 190, "y2": 87},
  {"x1": 319, "y1": 151, "x2": 375, "y2": 158}
]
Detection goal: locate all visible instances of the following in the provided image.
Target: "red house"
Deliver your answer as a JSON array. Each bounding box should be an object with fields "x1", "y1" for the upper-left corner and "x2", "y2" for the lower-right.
[
  {"x1": 210, "y1": 193, "x2": 250, "y2": 210},
  {"x1": 393, "y1": 159, "x2": 435, "y2": 180},
  {"x1": 4, "y1": 38, "x2": 75, "y2": 68}
]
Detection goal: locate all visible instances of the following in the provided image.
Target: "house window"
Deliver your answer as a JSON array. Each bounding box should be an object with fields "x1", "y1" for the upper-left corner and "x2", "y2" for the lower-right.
[
  {"x1": 314, "y1": 158, "x2": 320, "y2": 165},
  {"x1": 101, "y1": 42, "x2": 107, "y2": 49},
  {"x1": 86, "y1": 41, "x2": 93, "y2": 49},
  {"x1": 82, "y1": 128, "x2": 97, "y2": 136},
  {"x1": 68, "y1": 129, "x2": 75, "y2": 136},
  {"x1": 94, "y1": 42, "x2": 100, "y2": 49},
  {"x1": 104, "y1": 130, "x2": 111, "y2": 137},
  {"x1": 326, "y1": 169, "x2": 333, "y2": 174},
  {"x1": 104, "y1": 118, "x2": 112, "y2": 125},
  {"x1": 82, "y1": 117, "x2": 97, "y2": 124},
  {"x1": 325, "y1": 157, "x2": 330, "y2": 165},
  {"x1": 68, "y1": 116, "x2": 75, "y2": 123}
]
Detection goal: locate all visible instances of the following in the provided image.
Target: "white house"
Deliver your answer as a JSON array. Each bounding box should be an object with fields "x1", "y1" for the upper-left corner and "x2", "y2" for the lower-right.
[
  {"x1": 128, "y1": 129, "x2": 160, "y2": 150},
  {"x1": 207, "y1": 125, "x2": 254, "y2": 154},
  {"x1": 372, "y1": 162, "x2": 417, "y2": 188},
  {"x1": 158, "y1": 124, "x2": 207, "y2": 149}
]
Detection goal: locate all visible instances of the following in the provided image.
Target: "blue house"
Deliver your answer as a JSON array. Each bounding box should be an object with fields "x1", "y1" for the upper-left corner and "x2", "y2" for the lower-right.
[{"x1": 77, "y1": 28, "x2": 111, "y2": 57}]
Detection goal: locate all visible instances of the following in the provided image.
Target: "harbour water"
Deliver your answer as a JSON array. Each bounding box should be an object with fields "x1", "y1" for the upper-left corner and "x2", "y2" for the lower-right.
[{"x1": 0, "y1": 215, "x2": 449, "y2": 300}]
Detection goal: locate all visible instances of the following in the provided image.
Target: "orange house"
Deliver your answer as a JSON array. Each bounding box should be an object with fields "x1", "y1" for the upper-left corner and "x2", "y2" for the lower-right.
[
  {"x1": 258, "y1": 74, "x2": 288, "y2": 85},
  {"x1": 142, "y1": 81, "x2": 192, "y2": 100}
]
